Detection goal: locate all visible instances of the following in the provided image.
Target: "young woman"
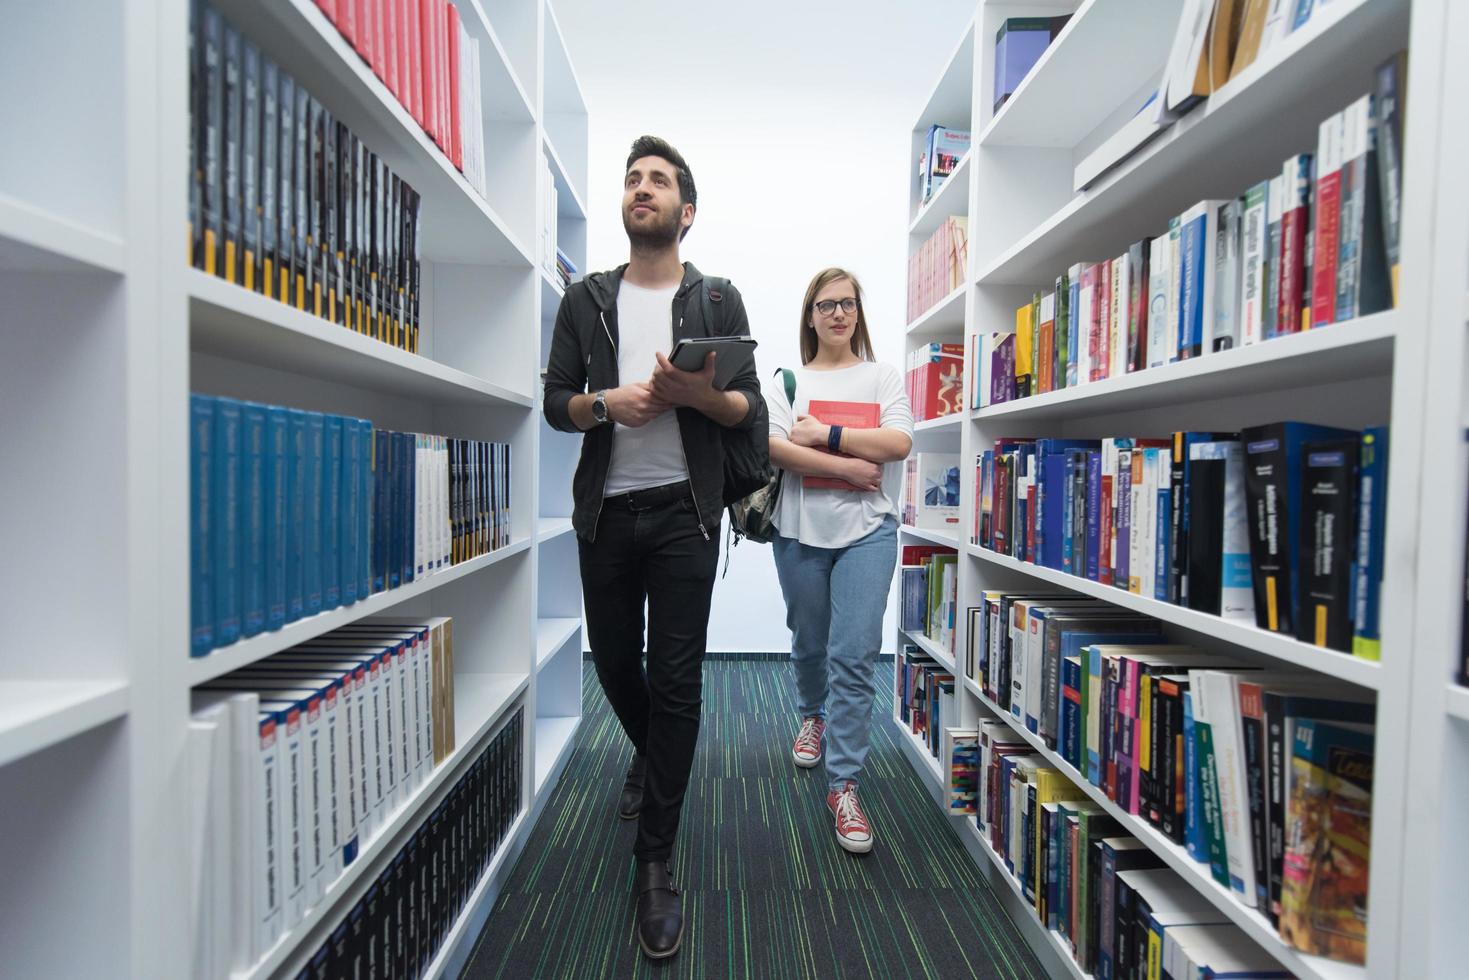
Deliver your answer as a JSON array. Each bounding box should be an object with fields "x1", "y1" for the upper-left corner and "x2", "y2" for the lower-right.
[{"x1": 764, "y1": 268, "x2": 914, "y2": 854}]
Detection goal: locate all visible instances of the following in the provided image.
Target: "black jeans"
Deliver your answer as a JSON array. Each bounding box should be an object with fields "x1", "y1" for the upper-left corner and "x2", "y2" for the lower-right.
[{"x1": 578, "y1": 481, "x2": 719, "y2": 863}]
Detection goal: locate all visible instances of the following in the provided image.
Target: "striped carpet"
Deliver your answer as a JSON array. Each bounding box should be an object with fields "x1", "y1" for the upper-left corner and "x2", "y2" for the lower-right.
[{"x1": 460, "y1": 660, "x2": 1045, "y2": 980}]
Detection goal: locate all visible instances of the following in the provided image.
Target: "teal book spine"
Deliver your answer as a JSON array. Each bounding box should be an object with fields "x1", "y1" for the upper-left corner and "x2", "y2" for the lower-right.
[
  {"x1": 190, "y1": 394, "x2": 215, "y2": 656},
  {"x1": 240, "y1": 400, "x2": 267, "y2": 638}
]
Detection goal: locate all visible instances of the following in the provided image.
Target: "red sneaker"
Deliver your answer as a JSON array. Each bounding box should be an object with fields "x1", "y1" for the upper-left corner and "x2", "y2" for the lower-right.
[
  {"x1": 826, "y1": 781, "x2": 874, "y2": 854},
  {"x1": 792, "y1": 716, "x2": 825, "y2": 769}
]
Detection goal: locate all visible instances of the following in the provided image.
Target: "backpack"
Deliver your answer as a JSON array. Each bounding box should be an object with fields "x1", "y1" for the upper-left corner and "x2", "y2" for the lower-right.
[{"x1": 726, "y1": 368, "x2": 795, "y2": 548}]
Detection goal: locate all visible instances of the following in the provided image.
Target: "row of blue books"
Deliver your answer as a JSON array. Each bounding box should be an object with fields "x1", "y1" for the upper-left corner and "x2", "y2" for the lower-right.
[{"x1": 189, "y1": 394, "x2": 512, "y2": 657}]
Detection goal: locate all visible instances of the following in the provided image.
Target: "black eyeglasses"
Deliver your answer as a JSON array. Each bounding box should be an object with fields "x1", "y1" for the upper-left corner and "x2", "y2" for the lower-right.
[{"x1": 814, "y1": 298, "x2": 858, "y2": 316}]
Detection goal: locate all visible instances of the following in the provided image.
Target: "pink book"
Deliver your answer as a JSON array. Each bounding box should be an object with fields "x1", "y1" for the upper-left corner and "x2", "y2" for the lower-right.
[{"x1": 802, "y1": 400, "x2": 880, "y2": 490}]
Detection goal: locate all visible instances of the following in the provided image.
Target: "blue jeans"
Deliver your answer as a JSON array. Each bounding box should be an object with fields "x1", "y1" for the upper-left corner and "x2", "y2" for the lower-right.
[{"x1": 772, "y1": 516, "x2": 897, "y2": 791}]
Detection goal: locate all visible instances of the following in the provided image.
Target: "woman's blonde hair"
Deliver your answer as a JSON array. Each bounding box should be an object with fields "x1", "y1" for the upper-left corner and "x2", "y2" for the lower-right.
[{"x1": 799, "y1": 268, "x2": 876, "y2": 365}]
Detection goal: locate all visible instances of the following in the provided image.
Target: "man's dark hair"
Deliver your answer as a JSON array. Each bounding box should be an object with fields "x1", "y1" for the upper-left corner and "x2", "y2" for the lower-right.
[{"x1": 626, "y1": 135, "x2": 697, "y2": 240}]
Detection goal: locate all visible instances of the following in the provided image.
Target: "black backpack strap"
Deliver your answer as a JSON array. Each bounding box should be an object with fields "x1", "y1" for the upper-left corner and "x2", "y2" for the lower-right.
[{"x1": 701, "y1": 276, "x2": 730, "y2": 335}]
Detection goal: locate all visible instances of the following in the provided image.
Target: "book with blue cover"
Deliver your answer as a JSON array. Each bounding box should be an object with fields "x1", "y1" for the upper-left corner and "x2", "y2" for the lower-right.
[
  {"x1": 358, "y1": 419, "x2": 373, "y2": 599},
  {"x1": 341, "y1": 416, "x2": 359, "y2": 606},
  {"x1": 304, "y1": 411, "x2": 325, "y2": 616},
  {"x1": 263, "y1": 405, "x2": 288, "y2": 630},
  {"x1": 1351, "y1": 427, "x2": 1388, "y2": 660},
  {"x1": 322, "y1": 414, "x2": 343, "y2": 611},
  {"x1": 191, "y1": 394, "x2": 216, "y2": 656},
  {"x1": 240, "y1": 401, "x2": 267, "y2": 638},
  {"x1": 286, "y1": 409, "x2": 307, "y2": 623}
]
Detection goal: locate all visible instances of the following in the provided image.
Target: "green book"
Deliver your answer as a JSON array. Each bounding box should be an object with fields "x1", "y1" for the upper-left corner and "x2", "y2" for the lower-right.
[
  {"x1": 1075, "y1": 807, "x2": 1120, "y2": 966},
  {"x1": 1195, "y1": 721, "x2": 1231, "y2": 887},
  {"x1": 1055, "y1": 270, "x2": 1070, "y2": 391}
]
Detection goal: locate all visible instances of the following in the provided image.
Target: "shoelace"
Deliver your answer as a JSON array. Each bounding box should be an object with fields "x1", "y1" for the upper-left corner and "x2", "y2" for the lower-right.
[
  {"x1": 833, "y1": 788, "x2": 867, "y2": 830},
  {"x1": 795, "y1": 719, "x2": 824, "y2": 754}
]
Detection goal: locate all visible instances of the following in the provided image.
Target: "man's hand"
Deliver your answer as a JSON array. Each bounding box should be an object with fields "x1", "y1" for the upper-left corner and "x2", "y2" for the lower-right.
[
  {"x1": 841, "y1": 458, "x2": 884, "y2": 493},
  {"x1": 790, "y1": 414, "x2": 831, "y2": 449},
  {"x1": 649, "y1": 351, "x2": 718, "y2": 410},
  {"x1": 604, "y1": 382, "x2": 671, "y2": 428}
]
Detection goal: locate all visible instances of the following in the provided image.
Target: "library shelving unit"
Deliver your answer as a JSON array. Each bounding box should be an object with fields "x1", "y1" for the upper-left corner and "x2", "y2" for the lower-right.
[
  {"x1": 0, "y1": 0, "x2": 589, "y2": 976},
  {"x1": 893, "y1": 1, "x2": 1457, "y2": 978}
]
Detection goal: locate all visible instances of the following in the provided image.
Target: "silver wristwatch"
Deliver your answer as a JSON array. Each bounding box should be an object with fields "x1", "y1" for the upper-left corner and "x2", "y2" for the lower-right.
[{"x1": 591, "y1": 390, "x2": 610, "y2": 424}]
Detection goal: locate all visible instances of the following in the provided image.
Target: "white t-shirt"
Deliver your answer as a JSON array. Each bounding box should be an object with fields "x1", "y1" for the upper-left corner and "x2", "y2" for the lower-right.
[
  {"x1": 764, "y1": 360, "x2": 914, "y2": 549},
  {"x1": 605, "y1": 281, "x2": 688, "y2": 495}
]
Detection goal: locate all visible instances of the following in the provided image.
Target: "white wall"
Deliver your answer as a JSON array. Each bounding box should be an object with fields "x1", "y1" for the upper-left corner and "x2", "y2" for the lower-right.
[{"x1": 555, "y1": 0, "x2": 976, "y2": 651}]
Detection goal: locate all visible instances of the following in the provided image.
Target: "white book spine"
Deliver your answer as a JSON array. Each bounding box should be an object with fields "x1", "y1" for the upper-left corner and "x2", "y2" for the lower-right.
[
  {"x1": 299, "y1": 698, "x2": 325, "y2": 904},
  {"x1": 1147, "y1": 237, "x2": 1170, "y2": 368},
  {"x1": 440, "y1": 435, "x2": 449, "y2": 568},
  {"x1": 1166, "y1": 218, "x2": 1182, "y2": 362},
  {"x1": 1025, "y1": 613, "x2": 1047, "y2": 732},
  {"x1": 321, "y1": 683, "x2": 346, "y2": 878},
  {"x1": 363, "y1": 661, "x2": 384, "y2": 837},
  {"x1": 396, "y1": 643, "x2": 413, "y2": 795},
  {"x1": 1077, "y1": 272, "x2": 1094, "y2": 384},
  {"x1": 255, "y1": 707, "x2": 284, "y2": 954},
  {"x1": 1214, "y1": 201, "x2": 1242, "y2": 351},
  {"x1": 382, "y1": 649, "x2": 400, "y2": 810},
  {"x1": 1201, "y1": 671, "x2": 1257, "y2": 905},
  {"x1": 345, "y1": 668, "x2": 369, "y2": 849},
  {"x1": 1219, "y1": 443, "x2": 1256, "y2": 622},
  {"x1": 1008, "y1": 604, "x2": 1027, "y2": 720}
]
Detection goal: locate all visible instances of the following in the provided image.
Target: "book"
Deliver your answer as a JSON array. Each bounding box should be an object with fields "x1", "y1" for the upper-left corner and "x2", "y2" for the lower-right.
[
  {"x1": 1176, "y1": 200, "x2": 1227, "y2": 359},
  {"x1": 993, "y1": 18, "x2": 1066, "y2": 112},
  {"x1": 1279, "y1": 719, "x2": 1373, "y2": 965},
  {"x1": 1351, "y1": 428, "x2": 1388, "y2": 661},
  {"x1": 1298, "y1": 437, "x2": 1359, "y2": 651},
  {"x1": 1310, "y1": 111, "x2": 1345, "y2": 328},
  {"x1": 1374, "y1": 52, "x2": 1406, "y2": 306},
  {"x1": 1335, "y1": 93, "x2": 1393, "y2": 321},
  {"x1": 1278, "y1": 153, "x2": 1313, "y2": 334},
  {"x1": 1238, "y1": 181, "x2": 1269, "y2": 346},
  {"x1": 1186, "y1": 440, "x2": 1254, "y2": 621},
  {"x1": 800, "y1": 399, "x2": 880, "y2": 490}
]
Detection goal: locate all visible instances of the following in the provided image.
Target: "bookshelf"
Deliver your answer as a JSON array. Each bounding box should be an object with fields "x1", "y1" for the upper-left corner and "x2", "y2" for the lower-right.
[
  {"x1": 893, "y1": 1, "x2": 1455, "y2": 978},
  {"x1": 0, "y1": 0, "x2": 588, "y2": 976}
]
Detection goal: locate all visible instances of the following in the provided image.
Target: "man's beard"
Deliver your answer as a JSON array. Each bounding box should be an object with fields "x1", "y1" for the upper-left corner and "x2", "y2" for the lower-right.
[{"x1": 622, "y1": 202, "x2": 682, "y2": 249}]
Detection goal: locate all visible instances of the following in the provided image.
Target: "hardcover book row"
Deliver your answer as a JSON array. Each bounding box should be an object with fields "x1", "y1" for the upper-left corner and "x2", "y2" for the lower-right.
[
  {"x1": 190, "y1": 0, "x2": 428, "y2": 354},
  {"x1": 189, "y1": 617, "x2": 461, "y2": 973},
  {"x1": 311, "y1": 0, "x2": 492, "y2": 195},
  {"x1": 974, "y1": 425, "x2": 1388, "y2": 659},
  {"x1": 190, "y1": 393, "x2": 513, "y2": 658},
  {"x1": 973, "y1": 56, "x2": 1405, "y2": 408},
  {"x1": 297, "y1": 707, "x2": 521, "y2": 980}
]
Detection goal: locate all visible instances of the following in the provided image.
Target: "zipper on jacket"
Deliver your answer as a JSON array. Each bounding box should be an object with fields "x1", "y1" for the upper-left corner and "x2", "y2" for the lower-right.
[
  {"x1": 670, "y1": 312, "x2": 710, "y2": 541},
  {"x1": 589, "y1": 309, "x2": 619, "y2": 542}
]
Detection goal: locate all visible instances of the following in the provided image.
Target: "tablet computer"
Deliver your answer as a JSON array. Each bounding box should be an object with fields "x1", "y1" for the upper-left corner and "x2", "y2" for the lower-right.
[{"x1": 668, "y1": 336, "x2": 758, "y2": 390}]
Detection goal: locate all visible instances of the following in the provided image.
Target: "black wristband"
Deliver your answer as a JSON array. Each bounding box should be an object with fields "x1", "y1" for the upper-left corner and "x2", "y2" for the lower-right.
[{"x1": 827, "y1": 424, "x2": 844, "y2": 453}]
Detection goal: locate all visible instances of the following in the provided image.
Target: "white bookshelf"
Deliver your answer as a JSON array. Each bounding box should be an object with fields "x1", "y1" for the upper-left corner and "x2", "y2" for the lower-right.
[
  {"x1": 892, "y1": 1, "x2": 1451, "y2": 978},
  {"x1": 0, "y1": 0, "x2": 588, "y2": 975}
]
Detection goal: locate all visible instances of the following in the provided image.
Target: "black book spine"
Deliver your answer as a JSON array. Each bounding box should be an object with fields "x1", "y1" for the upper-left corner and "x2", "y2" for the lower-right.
[
  {"x1": 200, "y1": 4, "x2": 223, "y2": 276},
  {"x1": 188, "y1": 0, "x2": 201, "y2": 270},
  {"x1": 1243, "y1": 425, "x2": 1293, "y2": 633},
  {"x1": 1262, "y1": 691, "x2": 1287, "y2": 926},
  {"x1": 1186, "y1": 456, "x2": 1226, "y2": 615},
  {"x1": 277, "y1": 72, "x2": 294, "y2": 304},
  {"x1": 1297, "y1": 438, "x2": 1359, "y2": 650},
  {"x1": 335, "y1": 121, "x2": 351, "y2": 328},
  {"x1": 222, "y1": 25, "x2": 242, "y2": 285},
  {"x1": 260, "y1": 57, "x2": 278, "y2": 301},
  {"x1": 293, "y1": 88, "x2": 311, "y2": 311},
  {"x1": 370, "y1": 155, "x2": 382, "y2": 341},
  {"x1": 409, "y1": 188, "x2": 422, "y2": 352},
  {"x1": 351, "y1": 134, "x2": 364, "y2": 333},
  {"x1": 320, "y1": 110, "x2": 336, "y2": 322},
  {"x1": 1071, "y1": 452, "x2": 1087, "y2": 578},
  {"x1": 308, "y1": 99, "x2": 325, "y2": 317},
  {"x1": 390, "y1": 853, "x2": 407, "y2": 979},
  {"x1": 362, "y1": 883, "x2": 381, "y2": 980},
  {"x1": 1128, "y1": 239, "x2": 1149, "y2": 373},
  {"x1": 389, "y1": 173, "x2": 401, "y2": 347},
  {"x1": 241, "y1": 40, "x2": 260, "y2": 292},
  {"x1": 1169, "y1": 432, "x2": 1187, "y2": 605}
]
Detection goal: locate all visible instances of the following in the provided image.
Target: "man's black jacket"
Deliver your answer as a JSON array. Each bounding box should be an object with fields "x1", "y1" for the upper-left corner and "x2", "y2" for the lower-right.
[{"x1": 542, "y1": 261, "x2": 761, "y2": 542}]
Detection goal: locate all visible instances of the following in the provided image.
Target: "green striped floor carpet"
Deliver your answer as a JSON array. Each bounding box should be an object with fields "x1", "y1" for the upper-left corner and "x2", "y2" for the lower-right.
[{"x1": 460, "y1": 660, "x2": 1045, "y2": 980}]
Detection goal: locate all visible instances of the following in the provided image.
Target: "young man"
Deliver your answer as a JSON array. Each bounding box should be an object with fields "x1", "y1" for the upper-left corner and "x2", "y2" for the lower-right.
[{"x1": 542, "y1": 136, "x2": 761, "y2": 960}]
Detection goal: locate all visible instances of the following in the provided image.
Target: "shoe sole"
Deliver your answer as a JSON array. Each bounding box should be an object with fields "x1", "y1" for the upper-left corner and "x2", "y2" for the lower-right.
[
  {"x1": 835, "y1": 832, "x2": 874, "y2": 855},
  {"x1": 618, "y1": 808, "x2": 640, "y2": 821},
  {"x1": 639, "y1": 928, "x2": 684, "y2": 960},
  {"x1": 792, "y1": 751, "x2": 821, "y2": 768}
]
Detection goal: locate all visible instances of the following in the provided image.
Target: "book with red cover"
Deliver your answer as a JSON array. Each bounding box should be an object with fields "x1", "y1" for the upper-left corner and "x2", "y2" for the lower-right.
[
  {"x1": 383, "y1": 0, "x2": 399, "y2": 99},
  {"x1": 901, "y1": 544, "x2": 956, "y2": 565},
  {"x1": 441, "y1": 0, "x2": 453, "y2": 159},
  {"x1": 802, "y1": 400, "x2": 880, "y2": 490},
  {"x1": 1310, "y1": 114, "x2": 1343, "y2": 329},
  {"x1": 420, "y1": 0, "x2": 437, "y2": 141},
  {"x1": 371, "y1": 0, "x2": 388, "y2": 86},
  {"x1": 316, "y1": 0, "x2": 339, "y2": 25},
  {"x1": 352, "y1": 0, "x2": 372, "y2": 62},
  {"x1": 402, "y1": 0, "x2": 420, "y2": 123},
  {"x1": 1278, "y1": 154, "x2": 1312, "y2": 335},
  {"x1": 446, "y1": 0, "x2": 462, "y2": 170}
]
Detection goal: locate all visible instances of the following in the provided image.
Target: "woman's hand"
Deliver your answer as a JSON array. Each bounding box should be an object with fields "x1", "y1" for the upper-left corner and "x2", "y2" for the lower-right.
[
  {"x1": 790, "y1": 414, "x2": 831, "y2": 449},
  {"x1": 841, "y1": 457, "x2": 884, "y2": 493}
]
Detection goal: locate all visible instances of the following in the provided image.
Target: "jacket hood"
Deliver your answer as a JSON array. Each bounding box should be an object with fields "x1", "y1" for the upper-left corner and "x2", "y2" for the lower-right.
[{"x1": 583, "y1": 261, "x2": 706, "y2": 311}]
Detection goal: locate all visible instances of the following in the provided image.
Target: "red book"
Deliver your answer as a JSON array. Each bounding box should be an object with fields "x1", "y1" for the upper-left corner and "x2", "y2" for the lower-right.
[
  {"x1": 340, "y1": 0, "x2": 357, "y2": 46},
  {"x1": 405, "y1": 0, "x2": 422, "y2": 124},
  {"x1": 1026, "y1": 482, "x2": 1037, "y2": 558},
  {"x1": 446, "y1": 0, "x2": 462, "y2": 169},
  {"x1": 802, "y1": 400, "x2": 880, "y2": 490},
  {"x1": 441, "y1": 0, "x2": 453, "y2": 156},
  {"x1": 384, "y1": 0, "x2": 400, "y2": 101},
  {"x1": 1097, "y1": 258, "x2": 1112, "y2": 381},
  {"x1": 372, "y1": 0, "x2": 388, "y2": 84},
  {"x1": 1278, "y1": 154, "x2": 1312, "y2": 334},
  {"x1": 352, "y1": 0, "x2": 372, "y2": 62},
  {"x1": 420, "y1": 0, "x2": 437, "y2": 139},
  {"x1": 1310, "y1": 114, "x2": 1344, "y2": 329},
  {"x1": 315, "y1": 0, "x2": 339, "y2": 24},
  {"x1": 1098, "y1": 475, "x2": 1113, "y2": 586},
  {"x1": 901, "y1": 544, "x2": 956, "y2": 566}
]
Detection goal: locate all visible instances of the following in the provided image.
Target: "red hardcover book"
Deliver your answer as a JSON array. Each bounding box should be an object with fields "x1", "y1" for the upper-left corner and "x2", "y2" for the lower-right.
[
  {"x1": 1310, "y1": 115, "x2": 1344, "y2": 329},
  {"x1": 447, "y1": 1, "x2": 462, "y2": 170},
  {"x1": 340, "y1": 0, "x2": 357, "y2": 45},
  {"x1": 802, "y1": 400, "x2": 880, "y2": 490},
  {"x1": 1099, "y1": 475, "x2": 1114, "y2": 586},
  {"x1": 1278, "y1": 155, "x2": 1312, "y2": 334},
  {"x1": 372, "y1": 0, "x2": 388, "y2": 84},
  {"x1": 383, "y1": 0, "x2": 399, "y2": 99},
  {"x1": 352, "y1": 0, "x2": 372, "y2": 62},
  {"x1": 441, "y1": 0, "x2": 453, "y2": 156},
  {"x1": 407, "y1": 0, "x2": 422, "y2": 124},
  {"x1": 420, "y1": 0, "x2": 437, "y2": 140},
  {"x1": 315, "y1": 0, "x2": 339, "y2": 24},
  {"x1": 901, "y1": 544, "x2": 956, "y2": 565}
]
